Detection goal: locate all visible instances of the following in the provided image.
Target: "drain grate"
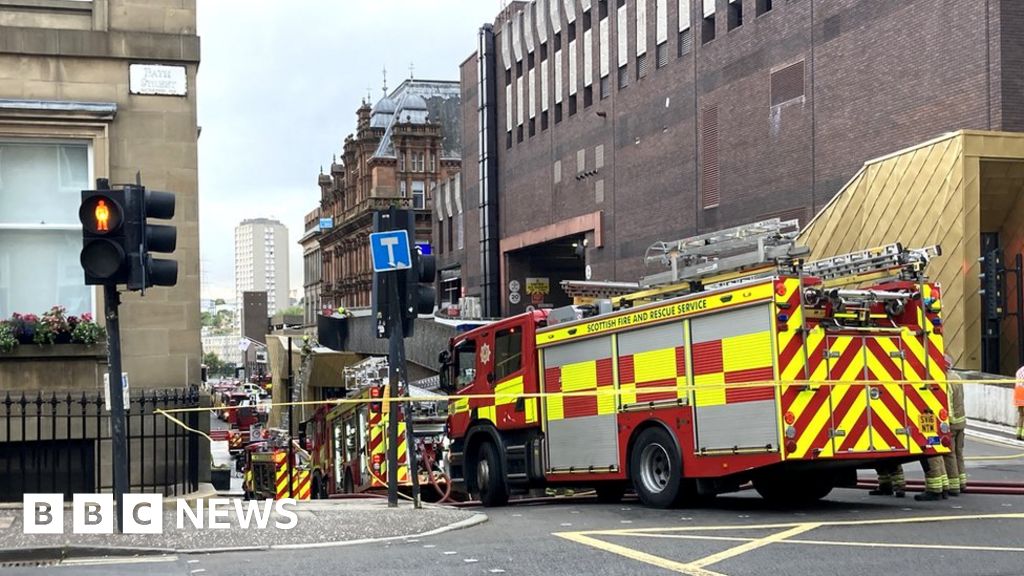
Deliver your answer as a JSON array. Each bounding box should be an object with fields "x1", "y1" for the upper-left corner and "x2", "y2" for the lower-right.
[{"x1": 0, "y1": 559, "x2": 61, "y2": 568}]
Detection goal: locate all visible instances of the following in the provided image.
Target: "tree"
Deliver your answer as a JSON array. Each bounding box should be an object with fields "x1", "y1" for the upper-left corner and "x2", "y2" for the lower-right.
[
  {"x1": 203, "y1": 351, "x2": 225, "y2": 376},
  {"x1": 214, "y1": 298, "x2": 226, "y2": 305},
  {"x1": 278, "y1": 305, "x2": 303, "y2": 316}
]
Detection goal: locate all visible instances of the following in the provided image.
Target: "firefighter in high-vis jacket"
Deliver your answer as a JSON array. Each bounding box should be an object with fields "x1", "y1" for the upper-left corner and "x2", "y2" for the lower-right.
[
  {"x1": 915, "y1": 356, "x2": 956, "y2": 501},
  {"x1": 943, "y1": 367, "x2": 967, "y2": 495}
]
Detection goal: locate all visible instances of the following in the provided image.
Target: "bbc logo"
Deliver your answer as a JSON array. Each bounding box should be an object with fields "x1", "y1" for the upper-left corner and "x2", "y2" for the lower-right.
[
  {"x1": 24, "y1": 494, "x2": 163, "y2": 535},
  {"x1": 24, "y1": 494, "x2": 299, "y2": 534}
]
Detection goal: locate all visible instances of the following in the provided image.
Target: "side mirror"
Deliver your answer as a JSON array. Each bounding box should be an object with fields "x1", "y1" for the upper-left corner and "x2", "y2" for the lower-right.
[{"x1": 438, "y1": 350, "x2": 451, "y2": 366}]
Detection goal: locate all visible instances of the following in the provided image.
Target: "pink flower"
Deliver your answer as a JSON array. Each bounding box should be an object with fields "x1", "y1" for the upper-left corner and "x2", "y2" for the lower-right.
[{"x1": 81, "y1": 313, "x2": 93, "y2": 322}]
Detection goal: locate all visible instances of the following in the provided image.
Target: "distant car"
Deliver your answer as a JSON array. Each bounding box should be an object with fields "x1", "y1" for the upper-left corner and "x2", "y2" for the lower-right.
[{"x1": 235, "y1": 383, "x2": 269, "y2": 398}]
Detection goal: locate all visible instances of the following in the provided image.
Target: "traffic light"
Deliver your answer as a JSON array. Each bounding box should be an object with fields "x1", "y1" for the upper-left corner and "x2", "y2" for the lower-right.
[
  {"x1": 403, "y1": 247, "x2": 436, "y2": 337},
  {"x1": 80, "y1": 180, "x2": 177, "y2": 290},
  {"x1": 80, "y1": 181, "x2": 129, "y2": 285},
  {"x1": 980, "y1": 249, "x2": 1004, "y2": 320},
  {"x1": 396, "y1": 209, "x2": 435, "y2": 337},
  {"x1": 125, "y1": 185, "x2": 178, "y2": 290}
]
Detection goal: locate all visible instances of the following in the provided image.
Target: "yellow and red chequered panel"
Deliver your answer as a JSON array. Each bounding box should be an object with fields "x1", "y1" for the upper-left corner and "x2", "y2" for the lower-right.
[
  {"x1": 692, "y1": 340, "x2": 724, "y2": 406},
  {"x1": 544, "y1": 358, "x2": 613, "y2": 420},
  {"x1": 692, "y1": 333, "x2": 773, "y2": 407},
  {"x1": 618, "y1": 346, "x2": 685, "y2": 404},
  {"x1": 725, "y1": 367, "x2": 775, "y2": 403},
  {"x1": 544, "y1": 366, "x2": 564, "y2": 420}
]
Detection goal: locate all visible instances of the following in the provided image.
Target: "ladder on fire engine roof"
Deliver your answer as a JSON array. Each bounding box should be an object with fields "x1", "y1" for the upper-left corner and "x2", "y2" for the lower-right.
[
  {"x1": 800, "y1": 243, "x2": 942, "y2": 284},
  {"x1": 640, "y1": 218, "x2": 808, "y2": 289},
  {"x1": 601, "y1": 219, "x2": 943, "y2": 308}
]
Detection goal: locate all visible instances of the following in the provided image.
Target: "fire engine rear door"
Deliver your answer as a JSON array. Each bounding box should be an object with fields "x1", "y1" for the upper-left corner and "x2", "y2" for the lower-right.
[
  {"x1": 863, "y1": 335, "x2": 911, "y2": 452},
  {"x1": 826, "y1": 335, "x2": 909, "y2": 454},
  {"x1": 541, "y1": 335, "x2": 619, "y2": 472}
]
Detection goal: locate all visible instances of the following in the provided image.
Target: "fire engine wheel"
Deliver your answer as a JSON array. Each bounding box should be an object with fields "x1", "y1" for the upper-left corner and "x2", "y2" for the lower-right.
[
  {"x1": 343, "y1": 472, "x2": 354, "y2": 494},
  {"x1": 630, "y1": 427, "x2": 683, "y2": 508},
  {"x1": 475, "y1": 441, "x2": 509, "y2": 507}
]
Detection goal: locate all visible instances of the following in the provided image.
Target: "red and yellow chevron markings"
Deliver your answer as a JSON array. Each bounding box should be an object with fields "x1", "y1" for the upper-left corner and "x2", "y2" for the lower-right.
[
  {"x1": 273, "y1": 451, "x2": 311, "y2": 500},
  {"x1": 775, "y1": 277, "x2": 950, "y2": 460}
]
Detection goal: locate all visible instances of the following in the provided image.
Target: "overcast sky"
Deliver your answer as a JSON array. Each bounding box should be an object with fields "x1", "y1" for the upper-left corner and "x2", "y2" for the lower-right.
[{"x1": 196, "y1": 0, "x2": 502, "y2": 303}]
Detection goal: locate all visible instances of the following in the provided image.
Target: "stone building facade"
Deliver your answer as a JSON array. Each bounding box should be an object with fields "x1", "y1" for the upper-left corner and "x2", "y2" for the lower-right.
[
  {"x1": 0, "y1": 0, "x2": 202, "y2": 389},
  {"x1": 300, "y1": 207, "x2": 323, "y2": 327},
  {"x1": 317, "y1": 79, "x2": 461, "y2": 312},
  {"x1": 457, "y1": 0, "x2": 1024, "y2": 316}
]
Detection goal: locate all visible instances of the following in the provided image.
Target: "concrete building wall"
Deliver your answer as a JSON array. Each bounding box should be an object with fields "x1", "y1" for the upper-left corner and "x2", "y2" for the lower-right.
[
  {"x1": 0, "y1": 0, "x2": 201, "y2": 389},
  {"x1": 235, "y1": 218, "x2": 289, "y2": 317}
]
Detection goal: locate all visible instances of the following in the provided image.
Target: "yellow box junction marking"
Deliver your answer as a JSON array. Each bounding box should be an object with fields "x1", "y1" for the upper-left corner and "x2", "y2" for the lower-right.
[
  {"x1": 555, "y1": 513, "x2": 1024, "y2": 576},
  {"x1": 554, "y1": 532, "x2": 727, "y2": 576}
]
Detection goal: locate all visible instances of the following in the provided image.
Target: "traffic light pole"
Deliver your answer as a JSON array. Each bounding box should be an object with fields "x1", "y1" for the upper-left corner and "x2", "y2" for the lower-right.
[
  {"x1": 104, "y1": 284, "x2": 129, "y2": 533},
  {"x1": 287, "y1": 336, "x2": 294, "y2": 499},
  {"x1": 385, "y1": 268, "x2": 423, "y2": 508},
  {"x1": 392, "y1": 277, "x2": 421, "y2": 509},
  {"x1": 386, "y1": 270, "x2": 400, "y2": 508}
]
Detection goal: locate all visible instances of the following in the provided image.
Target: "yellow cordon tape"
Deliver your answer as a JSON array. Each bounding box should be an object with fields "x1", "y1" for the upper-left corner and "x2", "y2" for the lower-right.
[
  {"x1": 165, "y1": 379, "x2": 1022, "y2": 415},
  {"x1": 162, "y1": 379, "x2": 1024, "y2": 461},
  {"x1": 155, "y1": 408, "x2": 214, "y2": 443}
]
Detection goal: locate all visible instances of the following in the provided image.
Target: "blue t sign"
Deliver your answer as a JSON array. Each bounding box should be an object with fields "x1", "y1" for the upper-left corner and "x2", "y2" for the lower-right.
[{"x1": 370, "y1": 230, "x2": 412, "y2": 272}]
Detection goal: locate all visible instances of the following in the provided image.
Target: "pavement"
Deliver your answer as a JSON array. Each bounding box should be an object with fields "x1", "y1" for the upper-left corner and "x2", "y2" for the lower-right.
[
  {"x1": 0, "y1": 499, "x2": 485, "y2": 559},
  {"x1": 0, "y1": 409, "x2": 485, "y2": 565}
]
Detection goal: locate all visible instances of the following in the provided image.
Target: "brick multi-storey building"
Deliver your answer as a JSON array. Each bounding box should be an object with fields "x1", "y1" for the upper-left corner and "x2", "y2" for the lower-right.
[
  {"x1": 317, "y1": 79, "x2": 461, "y2": 311},
  {"x1": 453, "y1": 0, "x2": 1024, "y2": 317}
]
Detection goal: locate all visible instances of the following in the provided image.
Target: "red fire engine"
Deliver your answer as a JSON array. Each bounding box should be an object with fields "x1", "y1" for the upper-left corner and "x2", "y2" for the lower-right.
[
  {"x1": 439, "y1": 220, "x2": 952, "y2": 507},
  {"x1": 305, "y1": 358, "x2": 449, "y2": 499}
]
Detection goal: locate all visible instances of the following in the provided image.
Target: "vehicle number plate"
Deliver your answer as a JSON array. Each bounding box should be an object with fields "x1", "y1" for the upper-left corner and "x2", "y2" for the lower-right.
[{"x1": 919, "y1": 412, "x2": 937, "y2": 435}]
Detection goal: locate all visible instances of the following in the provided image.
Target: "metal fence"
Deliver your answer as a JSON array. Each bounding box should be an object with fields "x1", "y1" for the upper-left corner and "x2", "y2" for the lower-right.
[{"x1": 0, "y1": 388, "x2": 200, "y2": 501}]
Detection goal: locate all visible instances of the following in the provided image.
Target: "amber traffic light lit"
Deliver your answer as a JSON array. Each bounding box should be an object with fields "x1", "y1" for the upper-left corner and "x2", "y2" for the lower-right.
[{"x1": 80, "y1": 194, "x2": 123, "y2": 235}]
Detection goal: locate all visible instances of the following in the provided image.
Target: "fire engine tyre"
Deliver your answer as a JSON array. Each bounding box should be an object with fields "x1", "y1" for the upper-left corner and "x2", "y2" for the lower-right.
[
  {"x1": 475, "y1": 441, "x2": 510, "y2": 507},
  {"x1": 630, "y1": 427, "x2": 683, "y2": 509},
  {"x1": 343, "y1": 472, "x2": 354, "y2": 494}
]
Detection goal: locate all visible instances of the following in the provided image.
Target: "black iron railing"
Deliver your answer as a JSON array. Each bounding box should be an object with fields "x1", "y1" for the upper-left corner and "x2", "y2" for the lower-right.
[{"x1": 0, "y1": 388, "x2": 200, "y2": 501}]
